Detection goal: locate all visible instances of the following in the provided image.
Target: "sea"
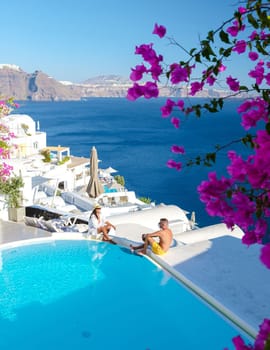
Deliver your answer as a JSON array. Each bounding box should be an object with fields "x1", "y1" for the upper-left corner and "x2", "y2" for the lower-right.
[{"x1": 16, "y1": 97, "x2": 247, "y2": 227}]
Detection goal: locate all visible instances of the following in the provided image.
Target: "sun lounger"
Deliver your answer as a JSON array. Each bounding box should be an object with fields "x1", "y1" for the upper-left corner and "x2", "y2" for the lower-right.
[
  {"x1": 24, "y1": 216, "x2": 47, "y2": 230},
  {"x1": 41, "y1": 220, "x2": 64, "y2": 233}
]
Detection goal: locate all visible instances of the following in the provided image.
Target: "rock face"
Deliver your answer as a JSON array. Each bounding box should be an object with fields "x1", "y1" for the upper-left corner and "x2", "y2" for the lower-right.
[{"x1": 0, "y1": 65, "x2": 82, "y2": 101}]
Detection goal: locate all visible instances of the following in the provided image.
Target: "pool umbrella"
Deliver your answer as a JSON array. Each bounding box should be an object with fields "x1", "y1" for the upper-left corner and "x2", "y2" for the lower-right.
[
  {"x1": 104, "y1": 166, "x2": 118, "y2": 174},
  {"x1": 86, "y1": 146, "x2": 104, "y2": 198}
]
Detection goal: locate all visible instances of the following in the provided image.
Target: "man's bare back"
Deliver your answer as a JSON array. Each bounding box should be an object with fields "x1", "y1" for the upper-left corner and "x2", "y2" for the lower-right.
[{"x1": 157, "y1": 227, "x2": 173, "y2": 252}]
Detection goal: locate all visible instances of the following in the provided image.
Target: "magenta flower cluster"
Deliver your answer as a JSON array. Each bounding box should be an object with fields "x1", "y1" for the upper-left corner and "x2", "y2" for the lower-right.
[
  {"x1": 0, "y1": 100, "x2": 18, "y2": 183},
  {"x1": 228, "y1": 318, "x2": 270, "y2": 350}
]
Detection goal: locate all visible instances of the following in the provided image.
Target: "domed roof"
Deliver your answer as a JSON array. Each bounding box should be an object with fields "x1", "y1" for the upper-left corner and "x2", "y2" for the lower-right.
[
  {"x1": 8, "y1": 114, "x2": 35, "y2": 124},
  {"x1": 2, "y1": 114, "x2": 36, "y2": 137}
]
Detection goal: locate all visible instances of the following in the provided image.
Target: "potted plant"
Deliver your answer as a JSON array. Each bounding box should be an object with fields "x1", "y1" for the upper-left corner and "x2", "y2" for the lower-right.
[{"x1": 0, "y1": 175, "x2": 25, "y2": 221}]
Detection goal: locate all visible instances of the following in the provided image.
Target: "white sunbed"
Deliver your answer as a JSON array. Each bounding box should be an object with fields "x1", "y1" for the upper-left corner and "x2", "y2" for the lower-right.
[
  {"x1": 41, "y1": 220, "x2": 64, "y2": 233},
  {"x1": 24, "y1": 216, "x2": 47, "y2": 230}
]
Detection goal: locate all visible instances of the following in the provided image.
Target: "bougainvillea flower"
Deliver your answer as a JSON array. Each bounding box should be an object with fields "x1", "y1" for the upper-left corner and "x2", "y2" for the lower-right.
[
  {"x1": 167, "y1": 159, "x2": 182, "y2": 171},
  {"x1": 171, "y1": 145, "x2": 185, "y2": 154},
  {"x1": 170, "y1": 64, "x2": 189, "y2": 84},
  {"x1": 248, "y1": 52, "x2": 259, "y2": 61},
  {"x1": 176, "y1": 99, "x2": 185, "y2": 110},
  {"x1": 189, "y1": 81, "x2": 204, "y2": 96},
  {"x1": 232, "y1": 40, "x2": 247, "y2": 54},
  {"x1": 130, "y1": 64, "x2": 147, "y2": 81},
  {"x1": 248, "y1": 61, "x2": 265, "y2": 85},
  {"x1": 152, "y1": 23, "x2": 166, "y2": 38},
  {"x1": 126, "y1": 83, "x2": 144, "y2": 101},
  {"x1": 171, "y1": 117, "x2": 180, "y2": 128},
  {"x1": 218, "y1": 63, "x2": 226, "y2": 72},
  {"x1": 226, "y1": 76, "x2": 240, "y2": 91},
  {"x1": 143, "y1": 81, "x2": 159, "y2": 99},
  {"x1": 161, "y1": 99, "x2": 175, "y2": 117},
  {"x1": 226, "y1": 20, "x2": 245, "y2": 37}
]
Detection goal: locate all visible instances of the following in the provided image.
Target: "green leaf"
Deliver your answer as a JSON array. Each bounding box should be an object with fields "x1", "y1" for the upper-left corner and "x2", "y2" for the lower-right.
[
  {"x1": 260, "y1": 9, "x2": 270, "y2": 29},
  {"x1": 247, "y1": 13, "x2": 259, "y2": 28},
  {"x1": 239, "y1": 85, "x2": 249, "y2": 91},
  {"x1": 266, "y1": 122, "x2": 270, "y2": 135},
  {"x1": 195, "y1": 53, "x2": 201, "y2": 63},
  {"x1": 223, "y1": 48, "x2": 232, "y2": 57},
  {"x1": 262, "y1": 89, "x2": 270, "y2": 102},
  {"x1": 207, "y1": 30, "x2": 214, "y2": 42},
  {"x1": 217, "y1": 98, "x2": 224, "y2": 109},
  {"x1": 264, "y1": 334, "x2": 270, "y2": 350},
  {"x1": 189, "y1": 48, "x2": 197, "y2": 56},
  {"x1": 219, "y1": 30, "x2": 230, "y2": 44},
  {"x1": 195, "y1": 156, "x2": 201, "y2": 165},
  {"x1": 256, "y1": 40, "x2": 268, "y2": 55}
]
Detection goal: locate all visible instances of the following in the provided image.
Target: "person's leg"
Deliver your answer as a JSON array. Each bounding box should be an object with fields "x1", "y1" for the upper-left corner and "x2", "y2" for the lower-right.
[
  {"x1": 136, "y1": 236, "x2": 155, "y2": 255},
  {"x1": 130, "y1": 243, "x2": 144, "y2": 252},
  {"x1": 130, "y1": 234, "x2": 147, "y2": 252},
  {"x1": 99, "y1": 226, "x2": 117, "y2": 244},
  {"x1": 98, "y1": 227, "x2": 110, "y2": 240}
]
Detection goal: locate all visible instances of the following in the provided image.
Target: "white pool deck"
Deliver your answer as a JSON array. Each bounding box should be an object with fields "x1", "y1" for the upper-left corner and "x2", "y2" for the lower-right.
[{"x1": 0, "y1": 210, "x2": 269, "y2": 339}]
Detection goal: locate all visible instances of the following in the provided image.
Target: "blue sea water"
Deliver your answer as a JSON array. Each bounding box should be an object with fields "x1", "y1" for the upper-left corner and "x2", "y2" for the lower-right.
[{"x1": 17, "y1": 98, "x2": 247, "y2": 226}]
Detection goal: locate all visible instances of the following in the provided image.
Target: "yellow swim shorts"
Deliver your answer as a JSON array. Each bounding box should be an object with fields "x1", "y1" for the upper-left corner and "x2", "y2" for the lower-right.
[{"x1": 152, "y1": 241, "x2": 165, "y2": 255}]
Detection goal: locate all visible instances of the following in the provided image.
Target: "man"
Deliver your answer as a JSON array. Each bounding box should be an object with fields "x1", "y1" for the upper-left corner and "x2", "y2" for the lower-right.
[{"x1": 130, "y1": 218, "x2": 172, "y2": 255}]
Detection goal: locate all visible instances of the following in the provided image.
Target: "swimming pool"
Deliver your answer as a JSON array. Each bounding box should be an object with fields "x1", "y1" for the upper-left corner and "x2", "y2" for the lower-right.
[{"x1": 0, "y1": 240, "x2": 251, "y2": 349}]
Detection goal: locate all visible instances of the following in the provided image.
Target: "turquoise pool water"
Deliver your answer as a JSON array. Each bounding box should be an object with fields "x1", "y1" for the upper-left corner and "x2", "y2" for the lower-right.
[{"x1": 0, "y1": 240, "x2": 251, "y2": 349}]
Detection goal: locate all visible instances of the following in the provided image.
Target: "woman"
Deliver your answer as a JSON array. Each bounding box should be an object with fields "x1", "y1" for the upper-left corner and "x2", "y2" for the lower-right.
[{"x1": 88, "y1": 205, "x2": 117, "y2": 244}]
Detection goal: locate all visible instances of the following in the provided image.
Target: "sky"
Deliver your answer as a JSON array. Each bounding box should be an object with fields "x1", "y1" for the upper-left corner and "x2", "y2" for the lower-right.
[{"x1": 0, "y1": 0, "x2": 250, "y2": 83}]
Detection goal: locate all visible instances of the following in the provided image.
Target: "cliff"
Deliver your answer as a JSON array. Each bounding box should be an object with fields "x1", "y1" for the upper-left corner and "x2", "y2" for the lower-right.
[{"x1": 0, "y1": 65, "x2": 82, "y2": 101}]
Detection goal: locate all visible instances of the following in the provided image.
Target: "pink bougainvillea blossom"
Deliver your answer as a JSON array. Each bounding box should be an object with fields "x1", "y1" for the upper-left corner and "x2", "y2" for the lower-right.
[
  {"x1": 130, "y1": 64, "x2": 147, "y2": 81},
  {"x1": 254, "y1": 318, "x2": 270, "y2": 349},
  {"x1": 226, "y1": 76, "x2": 240, "y2": 91},
  {"x1": 127, "y1": 81, "x2": 159, "y2": 100},
  {"x1": 176, "y1": 99, "x2": 185, "y2": 110},
  {"x1": 249, "y1": 30, "x2": 258, "y2": 40},
  {"x1": 170, "y1": 64, "x2": 190, "y2": 84},
  {"x1": 171, "y1": 117, "x2": 180, "y2": 128},
  {"x1": 152, "y1": 23, "x2": 166, "y2": 38},
  {"x1": 189, "y1": 81, "x2": 204, "y2": 96},
  {"x1": 232, "y1": 40, "x2": 247, "y2": 54},
  {"x1": 126, "y1": 83, "x2": 144, "y2": 101},
  {"x1": 143, "y1": 81, "x2": 159, "y2": 99},
  {"x1": 0, "y1": 162, "x2": 13, "y2": 180},
  {"x1": 167, "y1": 159, "x2": 182, "y2": 171},
  {"x1": 226, "y1": 20, "x2": 245, "y2": 37},
  {"x1": 171, "y1": 145, "x2": 185, "y2": 154},
  {"x1": 238, "y1": 6, "x2": 247, "y2": 14},
  {"x1": 149, "y1": 62, "x2": 163, "y2": 81},
  {"x1": 161, "y1": 99, "x2": 175, "y2": 117},
  {"x1": 230, "y1": 318, "x2": 270, "y2": 349},
  {"x1": 206, "y1": 75, "x2": 216, "y2": 86},
  {"x1": 248, "y1": 61, "x2": 265, "y2": 85},
  {"x1": 227, "y1": 151, "x2": 247, "y2": 182},
  {"x1": 218, "y1": 63, "x2": 226, "y2": 72},
  {"x1": 231, "y1": 335, "x2": 252, "y2": 350},
  {"x1": 198, "y1": 172, "x2": 233, "y2": 218},
  {"x1": 248, "y1": 51, "x2": 259, "y2": 61},
  {"x1": 237, "y1": 98, "x2": 269, "y2": 130},
  {"x1": 135, "y1": 43, "x2": 160, "y2": 65}
]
